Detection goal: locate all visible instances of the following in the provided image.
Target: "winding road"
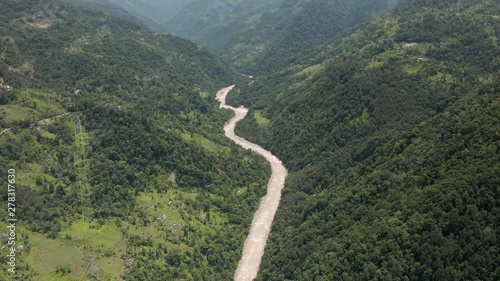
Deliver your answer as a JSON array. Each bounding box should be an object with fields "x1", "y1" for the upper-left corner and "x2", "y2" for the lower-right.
[{"x1": 215, "y1": 85, "x2": 288, "y2": 281}]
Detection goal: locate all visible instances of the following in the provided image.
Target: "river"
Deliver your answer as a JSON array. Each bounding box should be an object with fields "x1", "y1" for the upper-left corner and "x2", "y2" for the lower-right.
[{"x1": 215, "y1": 85, "x2": 288, "y2": 281}]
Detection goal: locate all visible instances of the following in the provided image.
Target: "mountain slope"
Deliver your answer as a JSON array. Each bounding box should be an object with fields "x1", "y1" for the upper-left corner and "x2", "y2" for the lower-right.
[
  {"x1": 169, "y1": 0, "x2": 403, "y2": 72},
  {"x1": 227, "y1": 0, "x2": 500, "y2": 279},
  {"x1": 260, "y1": 81, "x2": 500, "y2": 281},
  {"x1": 0, "y1": 1, "x2": 269, "y2": 280}
]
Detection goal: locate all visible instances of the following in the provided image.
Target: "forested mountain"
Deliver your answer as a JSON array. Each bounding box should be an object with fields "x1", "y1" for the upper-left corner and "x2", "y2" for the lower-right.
[
  {"x1": 0, "y1": 0, "x2": 269, "y2": 280},
  {"x1": 1, "y1": 0, "x2": 498, "y2": 280},
  {"x1": 77, "y1": 0, "x2": 404, "y2": 73},
  {"x1": 168, "y1": 0, "x2": 403, "y2": 73},
  {"x1": 227, "y1": 0, "x2": 500, "y2": 279},
  {"x1": 166, "y1": 0, "x2": 283, "y2": 71}
]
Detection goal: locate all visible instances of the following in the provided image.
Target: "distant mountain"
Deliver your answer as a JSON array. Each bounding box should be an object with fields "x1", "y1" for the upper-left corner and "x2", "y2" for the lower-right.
[
  {"x1": 78, "y1": 0, "x2": 402, "y2": 73},
  {"x1": 100, "y1": 0, "x2": 195, "y2": 24},
  {"x1": 167, "y1": 0, "x2": 403, "y2": 72},
  {"x1": 70, "y1": 0, "x2": 166, "y2": 30}
]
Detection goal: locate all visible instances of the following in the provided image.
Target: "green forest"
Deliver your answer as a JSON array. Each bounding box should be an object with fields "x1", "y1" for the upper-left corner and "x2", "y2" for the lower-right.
[
  {"x1": 0, "y1": 0, "x2": 499, "y2": 280},
  {"x1": 228, "y1": 0, "x2": 499, "y2": 280},
  {"x1": 0, "y1": 0, "x2": 269, "y2": 280}
]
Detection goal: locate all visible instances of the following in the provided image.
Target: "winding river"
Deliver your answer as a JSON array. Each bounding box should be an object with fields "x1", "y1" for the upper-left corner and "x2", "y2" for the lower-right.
[{"x1": 215, "y1": 85, "x2": 288, "y2": 281}]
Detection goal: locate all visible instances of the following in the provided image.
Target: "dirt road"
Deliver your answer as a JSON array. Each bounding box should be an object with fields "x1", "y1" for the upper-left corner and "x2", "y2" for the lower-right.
[{"x1": 216, "y1": 85, "x2": 288, "y2": 281}]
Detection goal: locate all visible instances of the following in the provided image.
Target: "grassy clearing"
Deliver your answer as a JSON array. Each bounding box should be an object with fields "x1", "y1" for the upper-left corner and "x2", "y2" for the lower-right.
[
  {"x1": 135, "y1": 189, "x2": 191, "y2": 228},
  {"x1": 402, "y1": 62, "x2": 423, "y2": 74},
  {"x1": 97, "y1": 255, "x2": 124, "y2": 281},
  {"x1": 294, "y1": 64, "x2": 324, "y2": 79},
  {"x1": 75, "y1": 132, "x2": 88, "y2": 146},
  {"x1": 366, "y1": 59, "x2": 386, "y2": 69},
  {"x1": 429, "y1": 73, "x2": 451, "y2": 83},
  {"x1": 59, "y1": 220, "x2": 125, "y2": 280},
  {"x1": 366, "y1": 43, "x2": 430, "y2": 72},
  {"x1": 60, "y1": 221, "x2": 124, "y2": 252},
  {"x1": 41, "y1": 129, "x2": 57, "y2": 139},
  {"x1": 20, "y1": 220, "x2": 126, "y2": 281},
  {"x1": 0, "y1": 104, "x2": 33, "y2": 122},
  {"x1": 118, "y1": 189, "x2": 196, "y2": 257},
  {"x1": 26, "y1": 232, "x2": 86, "y2": 280},
  {"x1": 181, "y1": 132, "x2": 230, "y2": 154},
  {"x1": 254, "y1": 110, "x2": 270, "y2": 127},
  {"x1": 0, "y1": 88, "x2": 65, "y2": 126},
  {"x1": 132, "y1": 189, "x2": 229, "y2": 245},
  {"x1": 366, "y1": 49, "x2": 396, "y2": 69},
  {"x1": 16, "y1": 162, "x2": 56, "y2": 192},
  {"x1": 18, "y1": 89, "x2": 65, "y2": 116},
  {"x1": 236, "y1": 186, "x2": 248, "y2": 195}
]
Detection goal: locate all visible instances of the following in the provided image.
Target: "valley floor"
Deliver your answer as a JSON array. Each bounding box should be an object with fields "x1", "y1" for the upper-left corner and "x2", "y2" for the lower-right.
[{"x1": 216, "y1": 86, "x2": 288, "y2": 281}]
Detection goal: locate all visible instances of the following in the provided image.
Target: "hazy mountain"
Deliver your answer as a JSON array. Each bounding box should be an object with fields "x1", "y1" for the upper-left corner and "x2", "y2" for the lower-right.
[
  {"x1": 167, "y1": 0, "x2": 403, "y2": 72},
  {"x1": 85, "y1": 0, "x2": 403, "y2": 72},
  {"x1": 103, "y1": 0, "x2": 195, "y2": 24}
]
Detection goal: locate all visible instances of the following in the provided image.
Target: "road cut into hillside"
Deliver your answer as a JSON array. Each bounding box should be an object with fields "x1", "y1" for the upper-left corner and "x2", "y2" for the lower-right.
[{"x1": 216, "y1": 85, "x2": 288, "y2": 281}]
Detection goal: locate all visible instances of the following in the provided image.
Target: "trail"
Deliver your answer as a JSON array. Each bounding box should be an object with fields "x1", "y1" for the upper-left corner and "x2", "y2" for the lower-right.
[
  {"x1": 0, "y1": 112, "x2": 72, "y2": 136},
  {"x1": 0, "y1": 128, "x2": 11, "y2": 135},
  {"x1": 216, "y1": 85, "x2": 288, "y2": 281}
]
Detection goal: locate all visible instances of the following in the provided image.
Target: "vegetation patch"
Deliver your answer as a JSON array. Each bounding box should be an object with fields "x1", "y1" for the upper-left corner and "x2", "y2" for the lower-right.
[
  {"x1": 253, "y1": 110, "x2": 270, "y2": 127},
  {"x1": 181, "y1": 132, "x2": 230, "y2": 154},
  {"x1": 294, "y1": 64, "x2": 324, "y2": 79},
  {"x1": 26, "y1": 232, "x2": 86, "y2": 280},
  {"x1": 0, "y1": 104, "x2": 33, "y2": 123}
]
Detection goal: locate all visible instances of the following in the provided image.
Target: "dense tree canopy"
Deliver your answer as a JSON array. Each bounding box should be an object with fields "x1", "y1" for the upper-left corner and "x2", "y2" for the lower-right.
[
  {"x1": 0, "y1": 0, "x2": 498, "y2": 280},
  {"x1": 229, "y1": 0, "x2": 500, "y2": 280}
]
